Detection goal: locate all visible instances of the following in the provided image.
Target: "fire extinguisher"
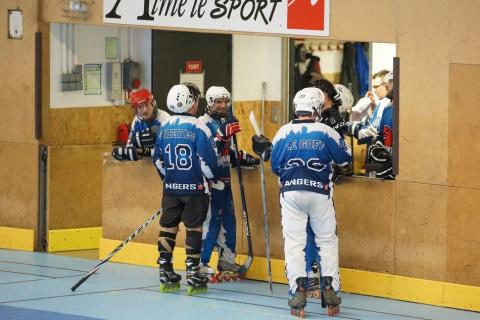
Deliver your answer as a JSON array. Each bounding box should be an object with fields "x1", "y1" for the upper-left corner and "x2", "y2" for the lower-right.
[{"x1": 116, "y1": 123, "x2": 130, "y2": 146}]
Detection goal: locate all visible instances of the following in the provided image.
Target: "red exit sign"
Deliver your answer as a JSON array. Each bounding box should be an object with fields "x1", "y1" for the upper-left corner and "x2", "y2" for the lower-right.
[{"x1": 185, "y1": 60, "x2": 202, "y2": 73}]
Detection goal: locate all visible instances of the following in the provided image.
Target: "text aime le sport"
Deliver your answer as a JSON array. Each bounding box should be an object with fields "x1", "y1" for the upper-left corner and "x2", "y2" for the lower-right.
[{"x1": 106, "y1": 0, "x2": 282, "y2": 25}]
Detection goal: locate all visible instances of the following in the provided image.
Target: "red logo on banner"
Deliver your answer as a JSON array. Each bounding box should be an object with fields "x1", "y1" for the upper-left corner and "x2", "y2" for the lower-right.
[
  {"x1": 287, "y1": 0, "x2": 325, "y2": 31},
  {"x1": 185, "y1": 61, "x2": 203, "y2": 73}
]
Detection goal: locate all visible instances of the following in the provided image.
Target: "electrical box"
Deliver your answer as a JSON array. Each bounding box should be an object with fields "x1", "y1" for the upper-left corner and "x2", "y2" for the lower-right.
[
  {"x1": 61, "y1": 65, "x2": 83, "y2": 91},
  {"x1": 106, "y1": 62, "x2": 122, "y2": 101},
  {"x1": 123, "y1": 59, "x2": 140, "y2": 89}
]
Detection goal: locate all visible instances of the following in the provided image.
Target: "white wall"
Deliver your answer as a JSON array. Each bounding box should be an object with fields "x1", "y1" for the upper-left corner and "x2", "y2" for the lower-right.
[
  {"x1": 50, "y1": 24, "x2": 151, "y2": 108},
  {"x1": 232, "y1": 35, "x2": 282, "y2": 101},
  {"x1": 372, "y1": 42, "x2": 396, "y2": 74}
]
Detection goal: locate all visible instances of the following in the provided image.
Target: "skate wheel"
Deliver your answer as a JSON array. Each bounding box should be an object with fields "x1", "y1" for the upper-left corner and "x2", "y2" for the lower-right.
[
  {"x1": 209, "y1": 276, "x2": 218, "y2": 284},
  {"x1": 187, "y1": 286, "x2": 194, "y2": 295},
  {"x1": 306, "y1": 290, "x2": 313, "y2": 298},
  {"x1": 231, "y1": 275, "x2": 238, "y2": 281},
  {"x1": 326, "y1": 305, "x2": 339, "y2": 317},
  {"x1": 290, "y1": 308, "x2": 305, "y2": 318},
  {"x1": 313, "y1": 290, "x2": 321, "y2": 299},
  {"x1": 215, "y1": 273, "x2": 223, "y2": 282},
  {"x1": 223, "y1": 274, "x2": 231, "y2": 281},
  {"x1": 238, "y1": 274, "x2": 246, "y2": 280}
]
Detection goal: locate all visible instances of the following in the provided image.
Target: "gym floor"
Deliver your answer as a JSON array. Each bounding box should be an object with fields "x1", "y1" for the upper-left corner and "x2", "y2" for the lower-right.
[{"x1": 0, "y1": 249, "x2": 478, "y2": 320}]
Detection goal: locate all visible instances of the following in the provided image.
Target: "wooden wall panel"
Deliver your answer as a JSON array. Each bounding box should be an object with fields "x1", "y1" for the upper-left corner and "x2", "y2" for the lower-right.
[
  {"x1": 230, "y1": 167, "x2": 283, "y2": 260},
  {"x1": 43, "y1": 106, "x2": 133, "y2": 146},
  {"x1": 48, "y1": 145, "x2": 111, "y2": 229},
  {"x1": 396, "y1": 0, "x2": 450, "y2": 185},
  {"x1": 42, "y1": 0, "x2": 105, "y2": 25},
  {"x1": 394, "y1": 182, "x2": 448, "y2": 281},
  {"x1": 450, "y1": 0, "x2": 480, "y2": 64},
  {"x1": 446, "y1": 187, "x2": 480, "y2": 286},
  {"x1": 0, "y1": 0, "x2": 38, "y2": 145},
  {"x1": 330, "y1": 0, "x2": 395, "y2": 42},
  {"x1": 448, "y1": 64, "x2": 480, "y2": 189},
  {"x1": 0, "y1": 143, "x2": 38, "y2": 229},
  {"x1": 335, "y1": 178, "x2": 395, "y2": 273},
  {"x1": 102, "y1": 156, "x2": 164, "y2": 244},
  {"x1": 233, "y1": 101, "x2": 281, "y2": 154}
]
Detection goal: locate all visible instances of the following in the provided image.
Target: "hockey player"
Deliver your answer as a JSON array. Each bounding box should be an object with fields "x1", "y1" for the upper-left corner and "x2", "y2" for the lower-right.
[
  {"x1": 152, "y1": 84, "x2": 218, "y2": 295},
  {"x1": 199, "y1": 86, "x2": 259, "y2": 282},
  {"x1": 365, "y1": 72, "x2": 394, "y2": 179},
  {"x1": 310, "y1": 79, "x2": 345, "y2": 134},
  {"x1": 344, "y1": 70, "x2": 392, "y2": 144},
  {"x1": 303, "y1": 83, "x2": 354, "y2": 300},
  {"x1": 112, "y1": 88, "x2": 170, "y2": 161},
  {"x1": 271, "y1": 87, "x2": 351, "y2": 317}
]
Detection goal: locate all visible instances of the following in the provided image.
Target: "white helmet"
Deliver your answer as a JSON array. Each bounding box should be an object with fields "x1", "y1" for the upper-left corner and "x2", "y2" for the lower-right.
[
  {"x1": 167, "y1": 84, "x2": 194, "y2": 114},
  {"x1": 293, "y1": 87, "x2": 325, "y2": 115},
  {"x1": 334, "y1": 84, "x2": 354, "y2": 113},
  {"x1": 206, "y1": 86, "x2": 231, "y2": 107},
  {"x1": 384, "y1": 71, "x2": 393, "y2": 83}
]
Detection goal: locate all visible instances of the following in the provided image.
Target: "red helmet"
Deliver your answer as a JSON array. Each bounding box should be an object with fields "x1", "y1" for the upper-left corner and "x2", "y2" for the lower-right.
[{"x1": 130, "y1": 89, "x2": 153, "y2": 109}]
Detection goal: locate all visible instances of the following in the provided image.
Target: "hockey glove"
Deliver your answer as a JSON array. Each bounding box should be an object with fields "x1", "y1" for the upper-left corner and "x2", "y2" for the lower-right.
[
  {"x1": 111, "y1": 146, "x2": 139, "y2": 161},
  {"x1": 133, "y1": 128, "x2": 155, "y2": 148},
  {"x1": 345, "y1": 121, "x2": 362, "y2": 138},
  {"x1": 320, "y1": 107, "x2": 348, "y2": 135},
  {"x1": 239, "y1": 151, "x2": 260, "y2": 167},
  {"x1": 252, "y1": 134, "x2": 272, "y2": 162},
  {"x1": 366, "y1": 141, "x2": 394, "y2": 179},
  {"x1": 216, "y1": 118, "x2": 241, "y2": 142}
]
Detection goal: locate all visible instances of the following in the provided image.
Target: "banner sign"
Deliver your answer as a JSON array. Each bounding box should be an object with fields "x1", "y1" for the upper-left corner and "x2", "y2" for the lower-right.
[{"x1": 104, "y1": 0, "x2": 330, "y2": 37}]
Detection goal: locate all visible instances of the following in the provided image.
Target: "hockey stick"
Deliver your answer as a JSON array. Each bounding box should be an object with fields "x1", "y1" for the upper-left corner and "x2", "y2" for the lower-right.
[
  {"x1": 227, "y1": 105, "x2": 253, "y2": 276},
  {"x1": 249, "y1": 108, "x2": 273, "y2": 295},
  {"x1": 70, "y1": 209, "x2": 162, "y2": 291}
]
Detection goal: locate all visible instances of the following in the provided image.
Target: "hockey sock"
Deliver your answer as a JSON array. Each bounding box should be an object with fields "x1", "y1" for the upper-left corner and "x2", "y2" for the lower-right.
[
  {"x1": 185, "y1": 226, "x2": 202, "y2": 260},
  {"x1": 158, "y1": 226, "x2": 179, "y2": 264}
]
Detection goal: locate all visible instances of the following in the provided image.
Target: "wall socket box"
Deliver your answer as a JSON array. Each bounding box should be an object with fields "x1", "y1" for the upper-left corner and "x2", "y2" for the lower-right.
[
  {"x1": 60, "y1": 64, "x2": 83, "y2": 91},
  {"x1": 106, "y1": 62, "x2": 122, "y2": 101}
]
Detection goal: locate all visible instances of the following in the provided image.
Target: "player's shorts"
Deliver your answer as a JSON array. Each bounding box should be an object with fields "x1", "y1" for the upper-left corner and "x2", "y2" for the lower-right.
[{"x1": 161, "y1": 193, "x2": 209, "y2": 228}]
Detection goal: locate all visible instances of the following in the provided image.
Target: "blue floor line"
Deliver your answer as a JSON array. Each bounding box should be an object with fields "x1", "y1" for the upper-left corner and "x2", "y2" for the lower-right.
[{"x1": 1, "y1": 250, "x2": 479, "y2": 320}]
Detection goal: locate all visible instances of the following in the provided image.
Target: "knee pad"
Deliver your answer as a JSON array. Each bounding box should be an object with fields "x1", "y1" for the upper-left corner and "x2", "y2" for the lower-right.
[
  {"x1": 185, "y1": 226, "x2": 202, "y2": 258},
  {"x1": 158, "y1": 226, "x2": 179, "y2": 255}
]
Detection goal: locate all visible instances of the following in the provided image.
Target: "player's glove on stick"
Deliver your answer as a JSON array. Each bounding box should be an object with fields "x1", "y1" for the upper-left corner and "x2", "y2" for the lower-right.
[{"x1": 252, "y1": 134, "x2": 272, "y2": 162}]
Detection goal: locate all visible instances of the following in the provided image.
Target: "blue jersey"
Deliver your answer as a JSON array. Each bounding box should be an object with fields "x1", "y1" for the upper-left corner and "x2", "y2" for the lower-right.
[
  {"x1": 378, "y1": 105, "x2": 393, "y2": 146},
  {"x1": 271, "y1": 119, "x2": 351, "y2": 196},
  {"x1": 357, "y1": 98, "x2": 391, "y2": 145},
  {"x1": 199, "y1": 113, "x2": 232, "y2": 182},
  {"x1": 127, "y1": 110, "x2": 170, "y2": 148},
  {"x1": 153, "y1": 114, "x2": 218, "y2": 195}
]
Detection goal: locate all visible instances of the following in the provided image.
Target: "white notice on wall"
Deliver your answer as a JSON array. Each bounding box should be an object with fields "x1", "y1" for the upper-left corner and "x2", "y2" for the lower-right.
[
  {"x1": 84, "y1": 64, "x2": 102, "y2": 95},
  {"x1": 8, "y1": 10, "x2": 23, "y2": 39}
]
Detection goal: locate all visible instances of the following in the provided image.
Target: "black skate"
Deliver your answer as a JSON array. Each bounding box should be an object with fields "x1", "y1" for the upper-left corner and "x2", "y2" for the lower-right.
[
  {"x1": 158, "y1": 264, "x2": 181, "y2": 293},
  {"x1": 212, "y1": 258, "x2": 244, "y2": 283},
  {"x1": 186, "y1": 262, "x2": 208, "y2": 295},
  {"x1": 288, "y1": 277, "x2": 307, "y2": 318},
  {"x1": 320, "y1": 276, "x2": 341, "y2": 316}
]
